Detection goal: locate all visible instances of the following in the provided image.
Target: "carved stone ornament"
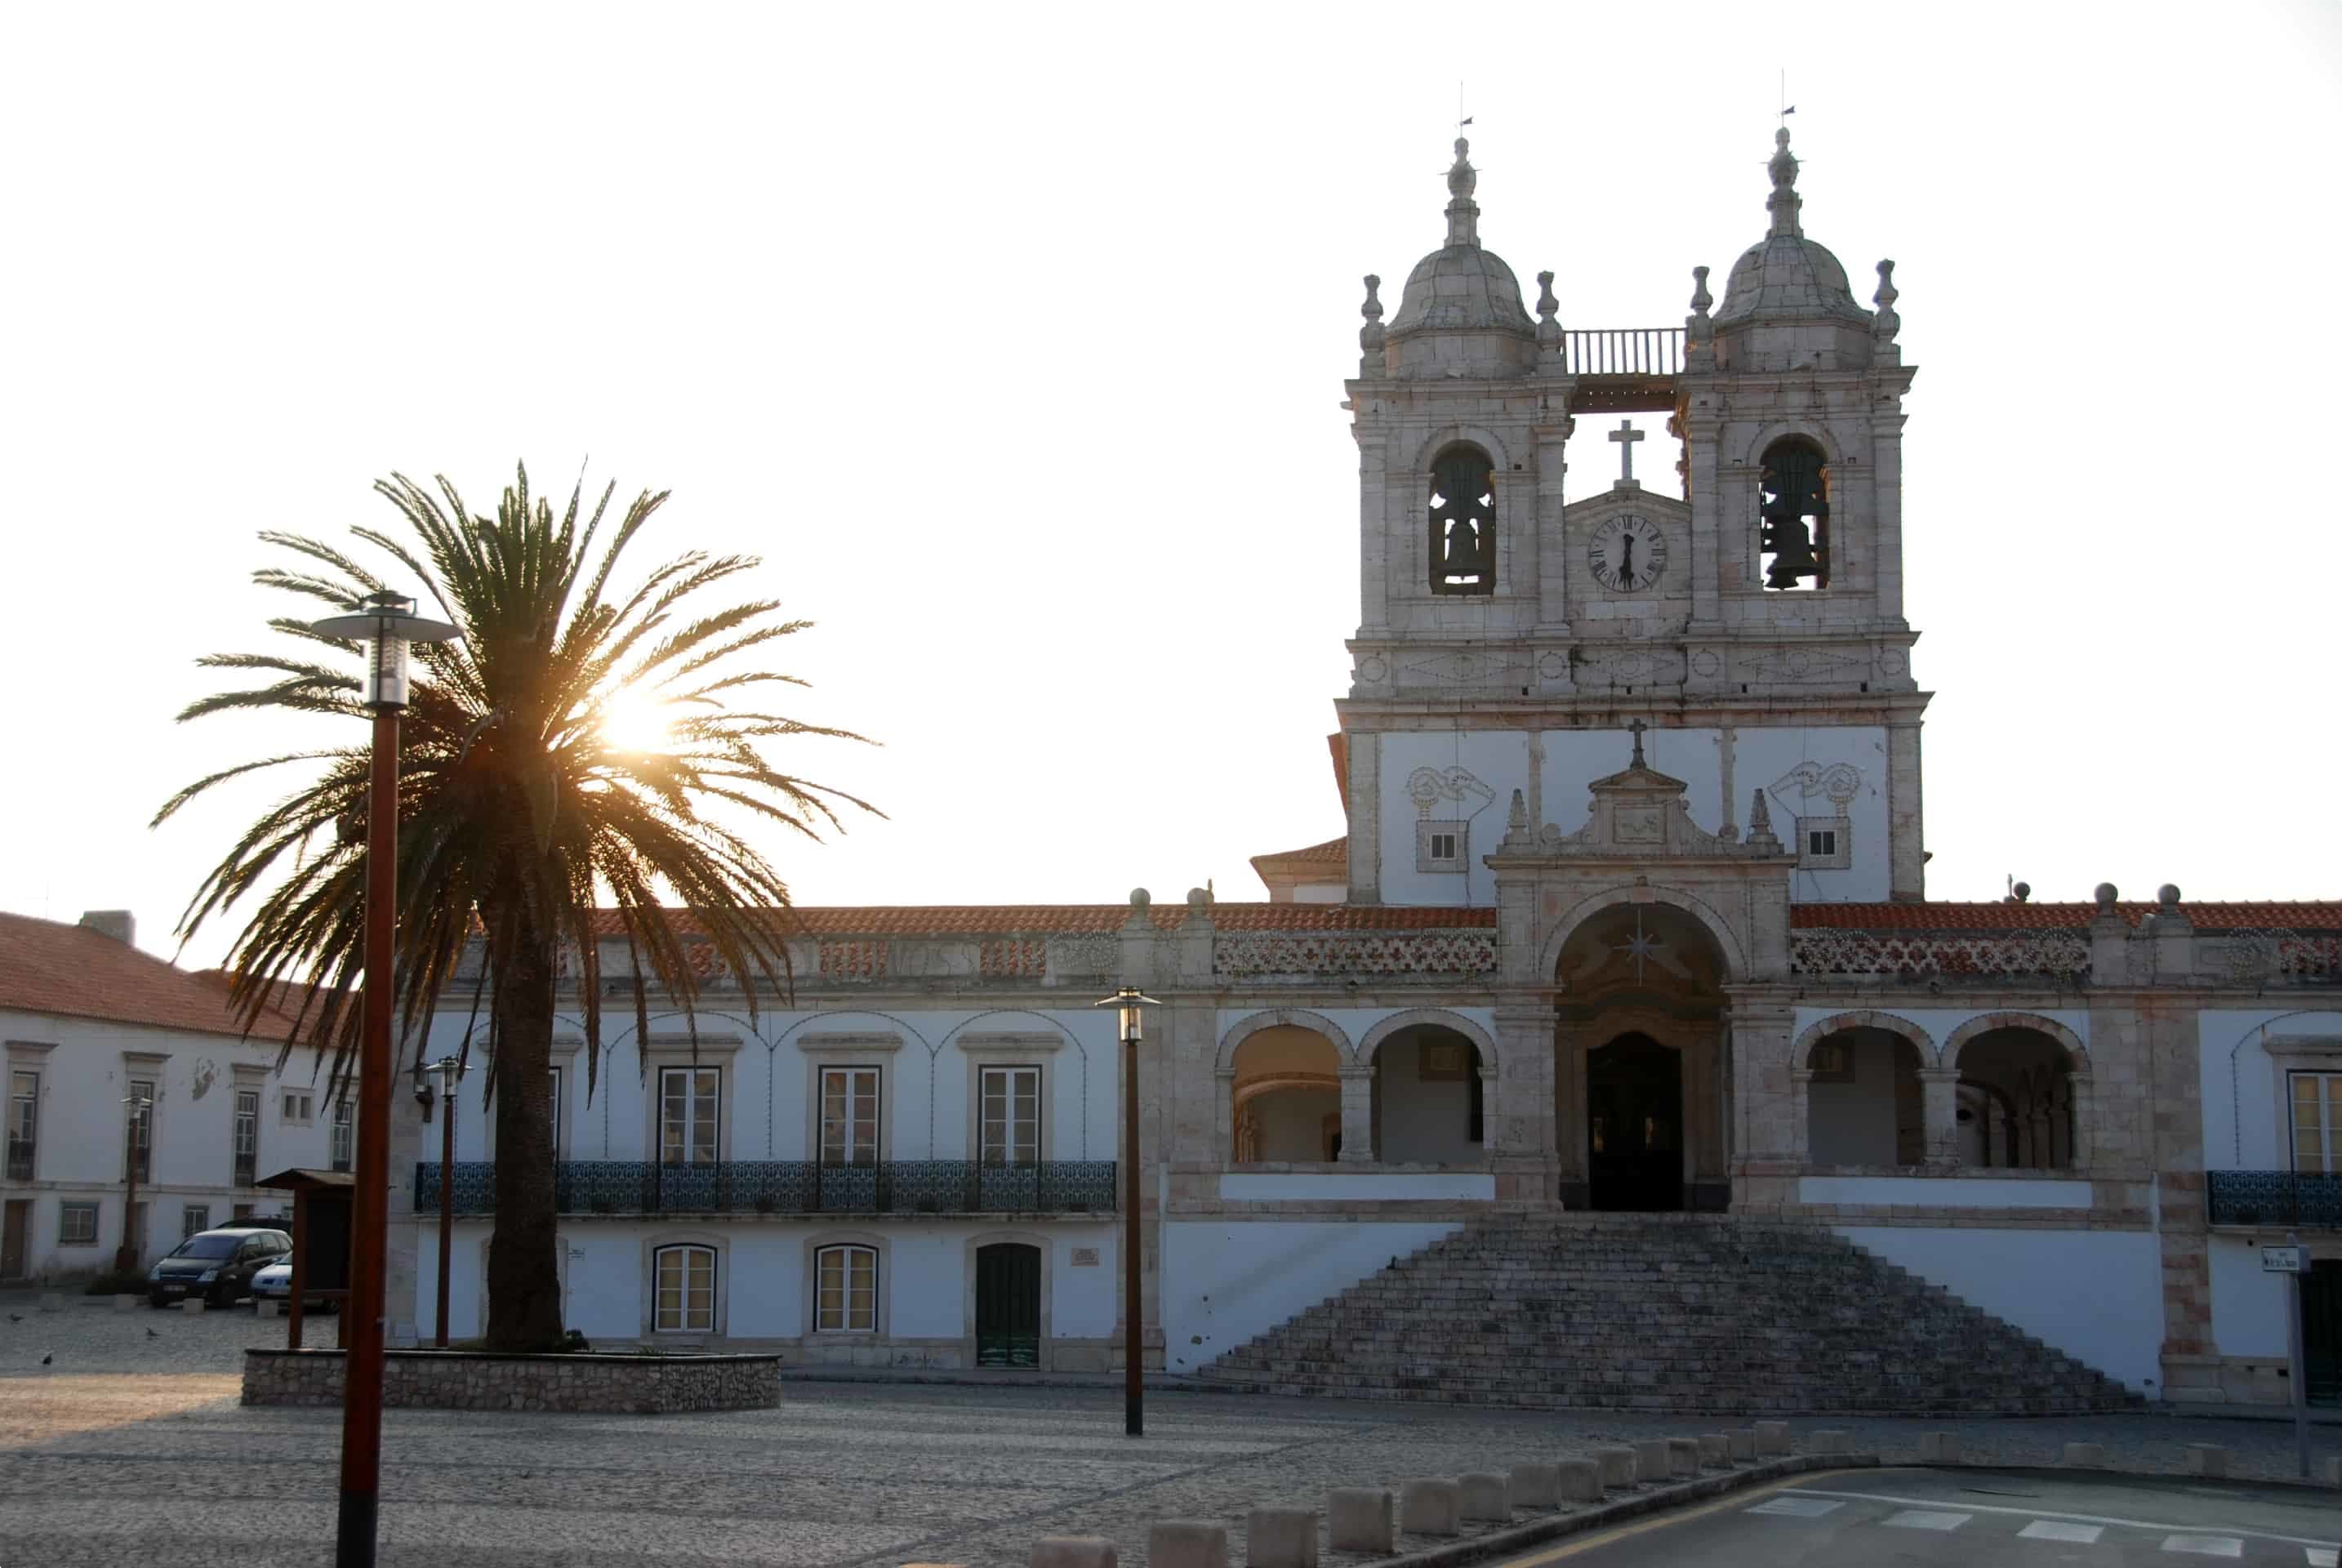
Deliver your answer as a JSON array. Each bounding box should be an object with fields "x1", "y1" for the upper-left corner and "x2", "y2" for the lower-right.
[{"x1": 1494, "y1": 728, "x2": 1787, "y2": 862}]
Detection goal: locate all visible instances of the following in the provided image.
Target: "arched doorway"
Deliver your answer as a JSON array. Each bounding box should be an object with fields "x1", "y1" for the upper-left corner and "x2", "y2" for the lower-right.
[
  {"x1": 1552, "y1": 902, "x2": 1731, "y2": 1211},
  {"x1": 974, "y1": 1241, "x2": 1040, "y2": 1367},
  {"x1": 1230, "y1": 1026, "x2": 1343, "y2": 1163},
  {"x1": 1587, "y1": 1033, "x2": 1682, "y2": 1211},
  {"x1": 1369, "y1": 1024, "x2": 1485, "y2": 1165}
]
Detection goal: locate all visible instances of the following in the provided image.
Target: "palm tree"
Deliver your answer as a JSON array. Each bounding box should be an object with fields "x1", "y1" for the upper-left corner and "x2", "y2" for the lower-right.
[{"x1": 157, "y1": 465, "x2": 875, "y2": 1349}]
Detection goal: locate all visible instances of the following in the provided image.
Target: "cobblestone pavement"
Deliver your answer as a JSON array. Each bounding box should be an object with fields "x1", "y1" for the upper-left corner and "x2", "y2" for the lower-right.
[{"x1": 2, "y1": 1297, "x2": 2337, "y2": 1568}]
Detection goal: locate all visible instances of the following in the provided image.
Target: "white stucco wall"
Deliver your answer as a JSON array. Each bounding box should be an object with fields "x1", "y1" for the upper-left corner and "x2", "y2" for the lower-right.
[
  {"x1": 1218, "y1": 1172, "x2": 1496, "y2": 1200},
  {"x1": 2206, "y1": 1233, "x2": 2296, "y2": 1358},
  {"x1": 1246, "y1": 1088, "x2": 1336, "y2": 1161},
  {"x1": 1160, "y1": 1218, "x2": 1461, "y2": 1373},
  {"x1": 1801, "y1": 1176, "x2": 2092, "y2": 1209},
  {"x1": 1833, "y1": 1225, "x2": 2163, "y2": 1392},
  {"x1": 2197, "y1": 1008, "x2": 2342, "y2": 1171},
  {"x1": 1805, "y1": 1034, "x2": 1908, "y2": 1165},
  {"x1": 1377, "y1": 724, "x2": 1890, "y2": 906},
  {"x1": 1374, "y1": 1036, "x2": 1480, "y2": 1164}
]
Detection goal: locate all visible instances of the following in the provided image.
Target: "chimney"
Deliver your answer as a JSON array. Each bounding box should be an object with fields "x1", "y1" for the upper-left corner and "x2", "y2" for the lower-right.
[{"x1": 78, "y1": 910, "x2": 136, "y2": 947}]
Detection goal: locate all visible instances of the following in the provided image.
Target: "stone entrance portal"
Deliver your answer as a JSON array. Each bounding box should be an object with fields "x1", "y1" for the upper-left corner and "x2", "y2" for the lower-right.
[{"x1": 1586, "y1": 1033, "x2": 1682, "y2": 1211}]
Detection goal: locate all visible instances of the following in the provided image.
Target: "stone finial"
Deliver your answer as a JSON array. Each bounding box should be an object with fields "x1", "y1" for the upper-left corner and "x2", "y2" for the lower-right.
[
  {"x1": 1872, "y1": 259, "x2": 1900, "y2": 342},
  {"x1": 1767, "y1": 126, "x2": 1802, "y2": 238},
  {"x1": 1128, "y1": 887, "x2": 1151, "y2": 910},
  {"x1": 1744, "y1": 788, "x2": 1782, "y2": 853},
  {"x1": 2157, "y1": 883, "x2": 2182, "y2": 911},
  {"x1": 1690, "y1": 265, "x2": 1713, "y2": 318},
  {"x1": 1503, "y1": 787, "x2": 1531, "y2": 848},
  {"x1": 1685, "y1": 264, "x2": 1715, "y2": 367},
  {"x1": 1186, "y1": 886, "x2": 1213, "y2": 910},
  {"x1": 1535, "y1": 270, "x2": 1561, "y2": 341},
  {"x1": 2095, "y1": 882, "x2": 2118, "y2": 913},
  {"x1": 1359, "y1": 274, "x2": 1385, "y2": 356},
  {"x1": 1445, "y1": 136, "x2": 1480, "y2": 247},
  {"x1": 2011, "y1": 880, "x2": 2031, "y2": 903}
]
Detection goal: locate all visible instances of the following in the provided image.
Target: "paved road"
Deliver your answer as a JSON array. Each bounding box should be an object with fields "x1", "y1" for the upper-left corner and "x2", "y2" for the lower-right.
[{"x1": 1521, "y1": 1467, "x2": 2341, "y2": 1566}]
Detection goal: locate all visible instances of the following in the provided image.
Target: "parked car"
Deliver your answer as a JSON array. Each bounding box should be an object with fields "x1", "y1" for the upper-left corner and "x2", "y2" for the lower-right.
[
  {"x1": 148, "y1": 1227, "x2": 292, "y2": 1307},
  {"x1": 249, "y1": 1258, "x2": 334, "y2": 1311}
]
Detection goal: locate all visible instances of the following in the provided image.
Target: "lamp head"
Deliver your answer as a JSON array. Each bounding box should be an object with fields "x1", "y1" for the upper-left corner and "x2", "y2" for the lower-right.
[
  {"x1": 1092, "y1": 986, "x2": 1160, "y2": 1042},
  {"x1": 313, "y1": 589, "x2": 461, "y2": 710}
]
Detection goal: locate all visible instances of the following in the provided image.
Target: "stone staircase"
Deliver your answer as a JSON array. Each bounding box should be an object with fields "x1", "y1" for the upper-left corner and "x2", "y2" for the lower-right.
[{"x1": 1197, "y1": 1213, "x2": 2137, "y2": 1414}]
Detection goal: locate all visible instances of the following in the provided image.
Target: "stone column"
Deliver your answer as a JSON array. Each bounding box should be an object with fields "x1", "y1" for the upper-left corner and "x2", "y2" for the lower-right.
[
  {"x1": 1337, "y1": 1067, "x2": 1375, "y2": 1164},
  {"x1": 1886, "y1": 719, "x2": 1926, "y2": 902},
  {"x1": 1213, "y1": 1069, "x2": 1236, "y2": 1167},
  {"x1": 1788, "y1": 1069, "x2": 1814, "y2": 1168},
  {"x1": 1347, "y1": 733, "x2": 1382, "y2": 904},
  {"x1": 1533, "y1": 416, "x2": 1574, "y2": 639},
  {"x1": 2068, "y1": 1075, "x2": 2094, "y2": 1172},
  {"x1": 1729, "y1": 998, "x2": 1798, "y2": 1207},
  {"x1": 1553, "y1": 1023, "x2": 1587, "y2": 1207},
  {"x1": 1918, "y1": 1068, "x2": 1961, "y2": 1168},
  {"x1": 1357, "y1": 430, "x2": 1390, "y2": 634}
]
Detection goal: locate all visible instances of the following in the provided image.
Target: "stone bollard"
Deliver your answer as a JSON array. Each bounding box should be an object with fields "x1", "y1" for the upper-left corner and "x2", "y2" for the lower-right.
[
  {"x1": 1728, "y1": 1430, "x2": 1757, "y2": 1463},
  {"x1": 181, "y1": 1298, "x2": 207, "y2": 1313},
  {"x1": 1507, "y1": 1463, "x2": 1559, "y2": 1509},
  {"x1": 1697, "y1": 1435, "x2": 1730, "y2": 1468},
  {"x1": 1667, "y1": 1437, "x2": 1700, "y2": 1478},
  {"x1": 1595, "y1": 1447, "x2": 1637, "y2": 1489},
  {"x1": 2315, "y1": 1454, "x2": 2339, "y2": 1488},
  {"x1": 2181, "y1": 1444, "x2": 2226, "y2": 1478},
  {"x1": 1148, "y1": 1522, "x2": 1229, "y2": 1568},
  {"x1": 38, "y1": 1291, "x2": 64, "y2": 1312},
  {"x1": 1032, "y1": 1538, "x2": 1117, "y2": 1568},
  {"x1": 1632, "y1": 1441, "x2": 1672, "y2": 1483},
  {"x1": 1753, "y1": 1420, "x2": 1789, "y2": 1455},
  {"x1": 2061, "y1": 1442, "x2": 2108, "y2": 1468},
  {"x1": 1455, "y1": 1473, "x2": 1509, "y2": 1522},
  {"x1": 1244, "y1": 1508, "x2": 1317, "y2": 1568},
  {"x1": 1555, "y1": 1459, "x2": 1601, "y2": 1503},
  {"x1": 113, "y1": 1294, "x2": 137, "y2": 1313},
  {"x1": 1396, "y1": 1480, "x2": 1459, "y2": 1537},
  {"x1": 1326, "y1": 1489, "x2": 1392, "y2": 1553},
  {"x1": 1806, "y1": 1430, "x2": 1849, "y2": 1454},
  {"x1": 1918, "y1": 1432, "x2": 1960, "y2": 1465}
]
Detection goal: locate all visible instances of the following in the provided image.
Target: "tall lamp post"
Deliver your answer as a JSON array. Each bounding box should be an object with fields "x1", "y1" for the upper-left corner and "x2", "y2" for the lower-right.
[
  {"x1": 313, "y1": 590, "x2": 461, "y2": 1568},
  {"x1": 416, "y1": 1055, "x2": 465, "y2": 1348},
  {"x1": 115, "y1": 1088, "x2": 153, "y2": 1276},
  {"x1": 1093, "y1": 985, "x2": 1158, "y2": 1437}
]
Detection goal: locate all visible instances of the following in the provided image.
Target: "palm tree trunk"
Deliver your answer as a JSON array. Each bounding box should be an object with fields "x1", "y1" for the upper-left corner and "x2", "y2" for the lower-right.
[{"x1": 483, "y1": 935, "x2": 563, "y2": 1350}]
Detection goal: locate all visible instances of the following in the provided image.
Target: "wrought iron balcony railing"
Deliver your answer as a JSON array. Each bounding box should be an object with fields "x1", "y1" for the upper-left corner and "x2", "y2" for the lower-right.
[
  {"x1": 4, "y1": 1138, "x2": 31, "y2": 1181},
  {"x1": 2206, "y1": 1169, "x2": 2342, "y2": 1229},
  {"x1": 414, "y1": 1159, "x2": 1118, "y2": 1218}
]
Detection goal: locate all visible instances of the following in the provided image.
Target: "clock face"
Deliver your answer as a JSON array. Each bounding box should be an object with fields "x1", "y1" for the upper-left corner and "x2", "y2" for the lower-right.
[{"x1": 1589, "y1": 514, "x2": 1668, "y2": 593}]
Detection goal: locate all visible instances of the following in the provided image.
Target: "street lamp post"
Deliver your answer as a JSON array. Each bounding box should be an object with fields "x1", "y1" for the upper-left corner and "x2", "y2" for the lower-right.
[
  {"x1": 312, "y1": 590, "x2": 461, "y2": 1568},
  {"x1": 416, "y1": 1055, "x2": 466, "y2": 1349},
  {"x1": 115, "y1": 1089, "x2": 153, "y2": 1277},
  {"x1": 1093, "y1": 985, "x2": 1158, "y2": 1437}
]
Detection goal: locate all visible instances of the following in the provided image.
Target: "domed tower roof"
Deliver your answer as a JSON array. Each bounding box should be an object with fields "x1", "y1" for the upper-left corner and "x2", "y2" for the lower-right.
[
  {"x1": 1378, "y1": 139, "x2": 1537, "y2": 380},
  {"x1": 1712, "y1": 128, "x2": 1870, "y2": 329}
]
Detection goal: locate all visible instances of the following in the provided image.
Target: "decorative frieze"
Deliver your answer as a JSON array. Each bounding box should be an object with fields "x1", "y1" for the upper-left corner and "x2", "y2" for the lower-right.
[
  {"x1": 1790, "y1": 929, "x2": 2091, "y2": 980},
  {"x1": 1212, "y1": 930, "x2": 1498, "y2": 982}
]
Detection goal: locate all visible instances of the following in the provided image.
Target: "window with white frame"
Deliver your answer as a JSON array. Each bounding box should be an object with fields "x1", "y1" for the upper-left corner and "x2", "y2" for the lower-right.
[
  {"x1": 329, "y1": 1098, "x2": 353, "y2": 1172},
  {"x1": 814, "y1": 1243, "x2": 876, "y2": 1332},
  {"x1": 233, "y1": 1089, "x2": 259, "y2": 1186},
  {"x1": 2292, "y1": 1071, "x2": 2342, "y2": 1174},
  {"x1": 819, "y1": 1067, "x2": 879, "y2": 1167},
  {"x1": 6, "y1": 1068, "x2": 34, "y2": 1181},
  {"x1": 652, "y1": 1244, "x2": 715, "y2": 1333},
  {"x1": 59, "y1": 1201, "x2": 98, "y2": 1245},
  {"x1": 282, "y1": 1089, "x2": 314, "y2": 1125},
  {"x1": 659, "y1": 1067, "x2": 719, "y2": 1166},
  {"x1": 979, "y1": 1067, "x2": 1040, "y2": 1166},
  {"x1": 181, "y1": 1205, "x2": 210, "y2": 1240},
  {"x1": 125, "y1": 1077, "x2": 154, "y2": 1183}
]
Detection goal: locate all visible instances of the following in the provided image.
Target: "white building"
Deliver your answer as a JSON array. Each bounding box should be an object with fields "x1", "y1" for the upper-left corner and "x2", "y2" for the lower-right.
[{"x1": 1, "y1": 911, "x2": 340, "y2": 1282}]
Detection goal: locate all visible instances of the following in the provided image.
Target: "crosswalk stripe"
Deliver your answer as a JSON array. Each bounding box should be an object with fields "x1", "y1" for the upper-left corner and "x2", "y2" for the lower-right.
[
  {"x1": 2162, "y1": 1535, "x2": 2244, "y2": 1559},
  {"x1": 2021, "y1": 1521, "x2": 2105, "y2": 1544},
  {"x1": 2303, "y1": 1550, "x2": 2336, "y2": 1568},
  {"x1": 1743, "y1": 1495, "x2": 1844, "y2": 1518},
  {"x1": 1786, "y1": 1489, "x2": 2335, "y2": 1552},
  {"x1": 1881, "y1": 1509, "x2": 1970, "y2": 1531}
]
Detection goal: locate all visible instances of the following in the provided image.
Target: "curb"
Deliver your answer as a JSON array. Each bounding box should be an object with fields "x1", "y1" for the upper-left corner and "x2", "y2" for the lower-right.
[
  {"x1": 1372, "y1": 1453, "x2": 1878, "y2": 1568},
  {"x1": 776, "y1": 1367, "x2": 1216, "y2": 1393}
]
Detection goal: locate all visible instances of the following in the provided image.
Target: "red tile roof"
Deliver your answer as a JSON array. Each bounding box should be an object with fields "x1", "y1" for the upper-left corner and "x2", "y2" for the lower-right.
[
  {"x1": 1791, "y1": 902, "x2": 2342, "y2": 931},
  {"x1": 583, "y1": 902, "x2": 1495, "y2": 939},
  {"x1": 1249, "y1": 835, "x2": 1350, "y2": 872},
  {"x1": 0, "y1": 912, "x2": 299, "y2": 1040}
]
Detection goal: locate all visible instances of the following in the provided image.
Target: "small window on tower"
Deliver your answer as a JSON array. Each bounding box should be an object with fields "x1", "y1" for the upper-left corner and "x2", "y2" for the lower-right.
[
  {"x1": 1757, "y1": 437, "x2": 1831, "y2": 591},
  {"x1": 1428, "y1": 446, "x2": 1496, "y2": 597},
  {"x1": 1416, "y1": 820, "x2": 1468, "y2": 873},
  {"x1": 1797, "y1": 815, "x2": 1851, "y2": 871}
]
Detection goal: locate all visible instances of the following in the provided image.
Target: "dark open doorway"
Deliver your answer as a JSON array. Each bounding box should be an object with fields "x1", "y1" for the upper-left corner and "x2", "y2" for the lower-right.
[
  {"x1": 1587, "y1": 1033, "x2": 1683, "y2": 1212},
  {"x1": 975, "y1": 1241, "x2": 1040, "y2": 1368}
]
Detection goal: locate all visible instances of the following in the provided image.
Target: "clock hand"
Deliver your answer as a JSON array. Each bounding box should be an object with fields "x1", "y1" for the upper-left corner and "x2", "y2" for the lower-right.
[{"x1": 1620, "y1": 532, "x2": 1636, "y2": 589}]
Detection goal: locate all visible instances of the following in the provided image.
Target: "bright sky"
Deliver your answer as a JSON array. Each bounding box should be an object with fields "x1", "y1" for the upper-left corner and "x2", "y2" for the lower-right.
[{"x1": 3, "y1": 3, "x2": 2338, "y2": 967}]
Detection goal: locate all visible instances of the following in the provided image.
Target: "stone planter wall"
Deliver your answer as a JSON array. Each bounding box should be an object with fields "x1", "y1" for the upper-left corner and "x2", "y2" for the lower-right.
[{"x1": 243, "y1": 1348, "x2": 780, "y2": 1414}]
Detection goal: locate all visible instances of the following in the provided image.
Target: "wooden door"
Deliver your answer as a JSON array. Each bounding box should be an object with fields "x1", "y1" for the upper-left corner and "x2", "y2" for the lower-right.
[
  {"x1": 0, "y1": 1200, "x2": 26, "y2": 1280},
  {"x1": 1586, "y1": 1033, "x2": 1684, "y2": 1213},
  {"x1": 2305, "y1": 1259, "x2": 2341, "y2": 1408},
  {"x1": 974, "y1": 1242, "x2": 1040, "y2": 1367}
]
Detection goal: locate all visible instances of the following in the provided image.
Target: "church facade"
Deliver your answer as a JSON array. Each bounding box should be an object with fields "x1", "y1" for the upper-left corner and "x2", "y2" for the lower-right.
[{"x1": 386, "y1": 132, "x2": 2340, "y2": 1408}]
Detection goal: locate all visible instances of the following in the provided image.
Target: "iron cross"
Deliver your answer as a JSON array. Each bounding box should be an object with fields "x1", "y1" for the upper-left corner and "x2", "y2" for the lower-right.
[{"x1": 1609, "y1": 419, "x2": 1644, "y2": 483}]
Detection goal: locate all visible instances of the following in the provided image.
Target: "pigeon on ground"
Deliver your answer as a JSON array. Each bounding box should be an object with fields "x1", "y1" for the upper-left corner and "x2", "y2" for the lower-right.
[
  {"x1": 7, "y1": 1313, "x2": 20, "y2": 1323},
  {"x1": 42, "y1": 1353, "x2": 52, "y2": 1365},
  {"x1": 147, "y1": 1328, "x2": 160, "y2": 1339}
]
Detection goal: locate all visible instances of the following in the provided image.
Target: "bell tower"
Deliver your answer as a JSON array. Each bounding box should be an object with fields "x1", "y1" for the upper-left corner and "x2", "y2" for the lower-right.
[{"x1": 1336, "y1": 131, "x2": 1930, "y2": 908}]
